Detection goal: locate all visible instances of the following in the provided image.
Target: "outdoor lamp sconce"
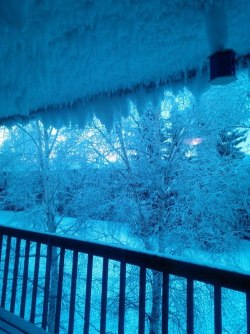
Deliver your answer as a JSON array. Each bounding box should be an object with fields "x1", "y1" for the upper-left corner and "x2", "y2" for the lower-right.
[{"x1": 210, "y1": 49, "x2": 237, "y2": 85}]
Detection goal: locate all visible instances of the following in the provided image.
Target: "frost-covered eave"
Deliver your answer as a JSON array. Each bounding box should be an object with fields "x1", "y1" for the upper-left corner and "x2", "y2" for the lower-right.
[
  {"x1": 0, "y1": 60, "x2": 208, "y2": 129},
  {"x1": 0, "y1": 0, "x2": 250, "y2": 126},
  {"x1": 2, "y1": 54, "x2": 249, "y2": 130}
]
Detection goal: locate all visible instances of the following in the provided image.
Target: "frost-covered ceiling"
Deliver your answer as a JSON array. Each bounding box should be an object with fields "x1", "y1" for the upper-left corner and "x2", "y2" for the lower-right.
[{"x1": 1, "y1": 0, "x2": 250, "y2": 125}]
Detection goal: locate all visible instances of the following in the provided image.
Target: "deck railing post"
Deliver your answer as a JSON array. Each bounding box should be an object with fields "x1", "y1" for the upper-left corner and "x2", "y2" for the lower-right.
[
  {"x1": 68, "y1": 250, "x2": 78, "y2": 334},
  {"x1": 247, "y1": 292, "x2": 250, "y2": 334},
  {"x1": 84, "y1": 254, "x2": 93, "y2": 334},
  {"x1": 20, "y1": 240, "x2": 31, "y2": 318},
  {"x1": 0, "y1": 234, "x2": 3, "y2": 263},
  {"x1": 10, "y1": 238, "x2": 21, "y2": 313},
  {"x1": 138, "y1": 266, "x2": 146, "y2": 334},
  {"x1": 162, "y1": 272, "x2": 169, "y2": 334},
  {"x1": 187, "y1": 278, "x2": 194, "y2": 334},
  {"x1": 100, "y1": 257, "x2": 109, "y2": 334},
  {"x1": 214, "y1": 284, "x2": 222, "y2": 334},
  {"x1": 118, "y1": 260, "x2": 126, "y2": 334},
  {"x1": 30, "y1": 242, "x2": 41, "y2": 324},
  {"x1": 42, "y1": 243, "x2": 52, "y2": 330},
  {"x1": 54, "y1": 247, "x2": 65, "y2": 333},
  {"x1": 1, "y1": 236, "x2": 11, "y2": 308}
]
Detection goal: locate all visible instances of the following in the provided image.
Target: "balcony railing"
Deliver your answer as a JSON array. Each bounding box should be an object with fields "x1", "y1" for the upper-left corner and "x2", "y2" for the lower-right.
[{"x1": 0, "y1": 224, "x2": 249, "y2": 333}]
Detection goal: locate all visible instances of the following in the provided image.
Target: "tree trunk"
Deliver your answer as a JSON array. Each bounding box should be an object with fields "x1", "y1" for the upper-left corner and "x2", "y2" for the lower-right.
[
  {"x1": 149, "y1": 196, "x2": 165, "y2": 334},
  {"x1": 149, "y1": 271, "x2": 162, "y2": 334},
  {"x1": 36, "y1": 121, "x2": 59, "y2": 331}
]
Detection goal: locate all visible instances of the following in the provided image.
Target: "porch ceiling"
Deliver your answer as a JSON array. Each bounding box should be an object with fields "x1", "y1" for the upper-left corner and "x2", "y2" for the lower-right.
[{"x1": 0, "y1": 0, "x2": 250, "y2": 124}]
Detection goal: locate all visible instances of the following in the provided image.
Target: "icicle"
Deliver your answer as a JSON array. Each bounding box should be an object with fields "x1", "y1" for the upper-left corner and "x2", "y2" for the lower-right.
[
  {"x1": 150, "y1": 86, "x2": 165, "y2": 110},
  {"x1": 171, "y1": 80, "x2": 184, "y2": 96},
  {"x1": 93, "y1": 98, "x2": 115, "y2": 131},
  {"x1": 116, "y1": 96, "x2": 130, "y2": 119},
  {"x1": 38, "y1": 111, "x2": 49, "y2": 128},
  {"x1": 186, "y1": 65, "x2": 211, "y2": 98},
  {"x1": 70, "y1": 104, "x2": 91, "y2": 129},
  {"x1": 130, "y1": 88, "x2": 149, "y2": 115}
]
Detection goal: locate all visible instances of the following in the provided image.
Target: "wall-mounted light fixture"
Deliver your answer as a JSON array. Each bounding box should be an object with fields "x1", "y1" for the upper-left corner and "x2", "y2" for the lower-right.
[{"x1": 210, "y1": 49, "x2": 236, "y2": 85}]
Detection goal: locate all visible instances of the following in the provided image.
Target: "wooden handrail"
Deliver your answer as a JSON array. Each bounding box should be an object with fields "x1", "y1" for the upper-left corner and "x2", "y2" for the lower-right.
[{"x1": 0, "y1": 224, "x2": 249, "y2": 292}]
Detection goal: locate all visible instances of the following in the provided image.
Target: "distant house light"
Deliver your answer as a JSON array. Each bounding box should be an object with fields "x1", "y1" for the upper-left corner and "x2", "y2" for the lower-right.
[
  {"x1": 210, "y1": 49, "x2": 237, "y2": 85},
  {"x1": 184, "y1": 137, "x2": 204, "y2": 146}
]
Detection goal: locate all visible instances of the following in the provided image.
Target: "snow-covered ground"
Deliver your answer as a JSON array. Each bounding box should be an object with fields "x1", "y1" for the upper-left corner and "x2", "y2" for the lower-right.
[{"x1": 0, "y1": 210, "x2": 249, "y2": 273}]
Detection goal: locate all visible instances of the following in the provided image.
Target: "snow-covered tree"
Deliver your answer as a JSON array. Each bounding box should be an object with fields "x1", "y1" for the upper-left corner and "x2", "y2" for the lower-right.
[
  {"x1": 71, "y1": 92, "x2": 194, "y2": 333},
  {"x1": 1, "y1": 81, "x2": 249, "y2": 333},
  {"x1": 71, "y1": 87, "x2": 250, "y2": 333},
  {"x1": 0, "y1": 120, "x2": 90, "y2": 332},
  {"x1": 217, "y1": 128, "x2": 247, "y2": 159}
]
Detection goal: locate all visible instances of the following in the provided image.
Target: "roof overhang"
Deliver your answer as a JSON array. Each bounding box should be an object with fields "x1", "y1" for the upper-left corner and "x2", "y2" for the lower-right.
[{"x1": 0, "y1": 0, "x2": 250, "y2": 126}]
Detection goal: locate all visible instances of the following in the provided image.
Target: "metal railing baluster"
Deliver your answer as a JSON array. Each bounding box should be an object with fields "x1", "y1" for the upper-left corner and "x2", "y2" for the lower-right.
[
  {"x1": 138, "y1": 266, "x2": 146, "y2": 334},
  {"x1": 10, "y1": 238, "x2": 21, "y2": 313},
  {"x1": 118, "y1": 260, "x2": 126, "y2": 334},
  {"x1": 100, "y1": 257, "x2": 109, "y2": 334},
  {"x1": 247, "y1": 292, "x2": 250, "y2": 334},
  {"x1": 187, "y1": 278, "x2": 194, "y2": 334},
  {"x1": 30, "y1": 242, "x2": 41, "y2": 324},
  {"x1": 1, "y1": 235, "x2": 11, "y2": 308},
  {"x1": 214, "y1": 284, "x2": 222, "y2": 334},
  {"x1": 162, "y1": 272, "x2": 169, "y2": 334},
  {"x1": 42, "y1": 243, "x2": 52, "y2": 330},
  {"x1": 84, "y1": 254, "x2": 93, "y2": 334},
  {"x1": 68, "y1": 250, "x2": 78, "y2": 334},
  {"x1": 20, "y1": 240, "x2": 30, "y2": 318},
  {"x1": 54, "y1": 247, "x2": 65, "y2": 334},
  {"x1": 0, "y1": 234, "x2": 3, "y2": 262}
]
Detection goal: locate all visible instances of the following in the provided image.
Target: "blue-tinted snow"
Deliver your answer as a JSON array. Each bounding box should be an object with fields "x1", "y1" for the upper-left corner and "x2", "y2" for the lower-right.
[{"x1": 0, "y1": 210, "x2": 249, "y2": 275}]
